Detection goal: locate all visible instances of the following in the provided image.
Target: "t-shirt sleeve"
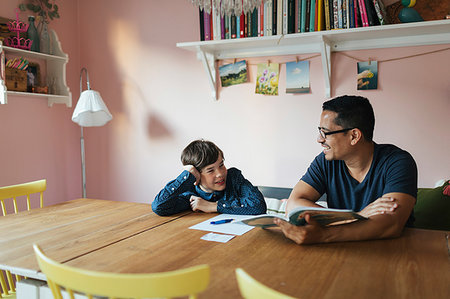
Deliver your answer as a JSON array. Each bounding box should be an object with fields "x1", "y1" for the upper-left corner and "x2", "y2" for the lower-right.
[
  {"x1": 300, "y1": 153, "x2": 327, "y2": 195},
  {"x1": 383, "y1": 150, "x2": 418, "y2": 198}
]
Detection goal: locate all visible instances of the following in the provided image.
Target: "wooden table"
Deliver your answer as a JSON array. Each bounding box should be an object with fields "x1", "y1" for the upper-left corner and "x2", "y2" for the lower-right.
[
  {"x1": 1, "y1": 199, "x2": 449, "y2": 298},
  {"x1": 0, "y1": 198, "x2": 186, "y2": 278}
]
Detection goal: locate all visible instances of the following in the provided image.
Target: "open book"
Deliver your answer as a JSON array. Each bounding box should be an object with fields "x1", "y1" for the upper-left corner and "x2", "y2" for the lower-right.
[{"x1": 235, "y1": 206, "x2": 367, "y2": 228}]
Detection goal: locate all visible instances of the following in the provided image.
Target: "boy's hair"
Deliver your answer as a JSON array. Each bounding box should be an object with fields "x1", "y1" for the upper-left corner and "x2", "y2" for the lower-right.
[
  {"x1": 181, "y1": 140, "x2": 224, "y2": 171},
  {"x1": 322, "y1": 95, "x2": 375, "y2": 141}
]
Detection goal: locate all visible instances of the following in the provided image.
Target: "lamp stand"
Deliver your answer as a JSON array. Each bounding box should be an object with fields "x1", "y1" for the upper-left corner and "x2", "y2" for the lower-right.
[{"x1": 80, "y1": 126, "x2": 86, "y2": 198}]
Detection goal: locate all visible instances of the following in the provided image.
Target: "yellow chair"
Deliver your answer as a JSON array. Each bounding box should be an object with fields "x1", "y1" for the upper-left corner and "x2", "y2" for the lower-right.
[
  {"x1": 33, "y1": 244, "x2": 210, "y2": 299},
  {"x1": 0, "y1": 179, "x2": 46, "y2": 299},
  {"x1": 0, "y1": 179, "x2": 46, "y2": 215},
  {"x1": 235, "y1": 268, "x2": 297, "y2": 299}
]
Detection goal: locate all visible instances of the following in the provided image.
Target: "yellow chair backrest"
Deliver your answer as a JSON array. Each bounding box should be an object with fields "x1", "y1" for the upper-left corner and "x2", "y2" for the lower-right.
[
  {"x1": 235, "y1": 268, "x2": 297, "y2": 299},
  {"x1": 0, "y1": 179, "x2": 46, "y2": 298},
  {"x1": 0, "y1": 179, "x2": 46, "y2": 215},
  {"x1": 33, "y1": 244, "x2": 210, "y2": 299}
]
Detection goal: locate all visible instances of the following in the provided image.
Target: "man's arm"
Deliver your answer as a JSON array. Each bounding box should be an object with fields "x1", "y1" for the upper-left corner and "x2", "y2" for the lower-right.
[
  {"x1": 276, "y1": 191, "x2": 415, "y2": 244},
  {"x1": 286, "y1": 180, "x2": 325, "y2": 213}
]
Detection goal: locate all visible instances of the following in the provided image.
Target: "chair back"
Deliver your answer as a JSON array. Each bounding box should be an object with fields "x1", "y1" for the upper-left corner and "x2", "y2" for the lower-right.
[
  {"x1": 235, "y1": 268, "x2": 297, "y2": 299},
  {"x1": 0, "y1": 179, "x2": 46, "y2": 298},
  {"x1": 33, "y1": 244, "x2": 210, "y2": 299},
  {"x1": 0, "y1": 179, "x2": 46, "y2": 215}
]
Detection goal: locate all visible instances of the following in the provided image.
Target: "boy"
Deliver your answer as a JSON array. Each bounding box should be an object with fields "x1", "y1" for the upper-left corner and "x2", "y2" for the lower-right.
[{"x1": 152, "y1": 140, "x2": 266, "y2": 216}]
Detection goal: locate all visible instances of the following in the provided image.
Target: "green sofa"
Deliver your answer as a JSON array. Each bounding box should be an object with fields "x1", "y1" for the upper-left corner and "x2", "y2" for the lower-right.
[{"x1": 414, "y1": 180, "x2": 450, "y2": 231}]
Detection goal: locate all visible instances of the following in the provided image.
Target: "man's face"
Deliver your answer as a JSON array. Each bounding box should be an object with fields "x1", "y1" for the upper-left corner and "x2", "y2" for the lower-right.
[
  {"x1": 317, "y1": 111, "x2": 353, "y2": 161},
  {"x1": 199, "y1": 154, "x2": 228, "y2": 193}
]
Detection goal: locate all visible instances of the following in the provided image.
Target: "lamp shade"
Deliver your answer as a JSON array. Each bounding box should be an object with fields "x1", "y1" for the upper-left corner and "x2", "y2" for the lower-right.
[{"x1": 72, "y1": 90, "x2": 112, "y2": 127}]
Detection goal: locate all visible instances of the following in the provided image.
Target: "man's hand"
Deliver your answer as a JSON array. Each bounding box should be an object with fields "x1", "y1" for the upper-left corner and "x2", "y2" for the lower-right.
[
  {"x1": 358, "y1": 197, "x2": 398, "y2": 218},
  {"x1": 189, "y1": 196, "x2": 218, "y2": 213},
  {"x1": 274, "y1": 214, "x2": 326, "y2": 245},
  {"x1": 183, "y1": 165, "x2": 201, "y2": 186}
]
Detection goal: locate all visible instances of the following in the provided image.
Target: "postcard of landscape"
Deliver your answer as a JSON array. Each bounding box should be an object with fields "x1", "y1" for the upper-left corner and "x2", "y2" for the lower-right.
[
  {"x1": 286, "y1": 60, "x2": 310, "y2": 94},
  {"x1": 219, "y1": 60, "x2": 248, "y2": 87}
]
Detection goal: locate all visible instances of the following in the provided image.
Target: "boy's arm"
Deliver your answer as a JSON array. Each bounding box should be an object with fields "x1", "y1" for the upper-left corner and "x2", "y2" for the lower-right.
[
  {"x1": 151, "y1": 171, "x2": 195, "y2": 216},
  {"x1": 216, "y1": 168, "x2": 266, "y2": 215}
]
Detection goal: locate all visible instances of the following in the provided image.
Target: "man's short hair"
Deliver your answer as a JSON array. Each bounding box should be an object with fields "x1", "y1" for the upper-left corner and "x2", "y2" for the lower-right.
[
  {"x1": 181, "y1": 140, "x2": 224, "y2": 171},
  {"x1": 322, "y1": 95, "x2": 375, "y2": 141}
]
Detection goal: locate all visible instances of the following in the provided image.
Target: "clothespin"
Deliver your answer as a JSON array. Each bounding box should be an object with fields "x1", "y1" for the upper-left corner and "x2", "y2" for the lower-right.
[
  {"x1": 296, "y1": 56, "x2": 299, "y2": 63},
  {"x1": 368, "y1": 58, "x2": 372, "y2": 65},
  {"x1": 233, "y1": 58, "x2": 236, "y2": 64},
  {"x1": 267, "y1": 60, "x2": 270, "y2": 66}
]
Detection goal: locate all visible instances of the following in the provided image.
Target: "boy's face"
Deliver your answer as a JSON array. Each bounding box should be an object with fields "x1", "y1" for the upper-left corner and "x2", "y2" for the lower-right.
[{"x1": 199, "y1": 154, "x2": 227, "y2": 193}]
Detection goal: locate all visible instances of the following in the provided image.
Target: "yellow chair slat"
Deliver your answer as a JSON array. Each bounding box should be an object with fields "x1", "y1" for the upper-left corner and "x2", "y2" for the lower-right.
[
  {"x1": 34, "y1": 244, "x2": 210, "y2": 299},
  {"x1": 0, "y1": 180, "x2": 46, "y2": 216},
  {"x1": 0, "y1": 180, "x2": 46, "y2": 201},
  {"x1": 235, "y1": 268, "x2": 297, "y2": 299},
  {"x1": 0, "y1": 179, "x2": 46, "y2": 299}
]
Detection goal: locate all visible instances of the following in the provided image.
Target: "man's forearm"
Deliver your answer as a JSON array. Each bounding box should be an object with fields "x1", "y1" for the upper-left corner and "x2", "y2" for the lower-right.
[{"x1": 320, "y1": 214, "x2": 405, "y2": 243}]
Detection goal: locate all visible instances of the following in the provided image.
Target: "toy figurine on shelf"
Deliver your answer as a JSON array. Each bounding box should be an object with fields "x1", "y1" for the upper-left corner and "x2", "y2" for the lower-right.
[{"x1": 398, "y1": 0, "x2": 424, "y2": 23}]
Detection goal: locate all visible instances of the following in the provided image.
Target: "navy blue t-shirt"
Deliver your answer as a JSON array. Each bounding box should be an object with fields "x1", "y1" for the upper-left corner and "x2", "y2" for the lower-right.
[{"x1": 301, "y1": 143, "x2": 417, "y2": 225}]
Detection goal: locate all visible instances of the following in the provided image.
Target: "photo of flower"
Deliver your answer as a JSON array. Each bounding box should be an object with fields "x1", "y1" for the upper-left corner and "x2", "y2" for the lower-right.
[
  {"x1": 286, "y1": 60, "x2": 310, "y2": 94},
  {"x1": 357, "y1": 61, "x2": 378, "y2": 90},
  {"x1": 219, "y1": 60, "x2": 248, "y2": 87},
  {"x1": 255, "y1": 63, "x2": 279, "y2": 95}
]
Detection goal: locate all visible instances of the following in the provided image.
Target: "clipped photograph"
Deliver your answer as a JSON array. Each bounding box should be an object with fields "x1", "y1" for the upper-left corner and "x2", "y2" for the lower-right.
[
  {"x1": 219, "y1": 60, "x2": 248, "y2": 87},
  {"x1": 255, "y1": 63, "x2": 279, "y2": 95},
  {"x1": 357, "y1": 61, "x2": 378, "y2": 90},
  {"x1": 286, "y1": 60, "x2": 310, "y2": 94}
]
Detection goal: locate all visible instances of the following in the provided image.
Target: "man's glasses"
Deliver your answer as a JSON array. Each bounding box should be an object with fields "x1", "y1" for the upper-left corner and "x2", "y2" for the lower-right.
[{"x1": 318, "y1": 127, "x2": 355, "y2": 139}]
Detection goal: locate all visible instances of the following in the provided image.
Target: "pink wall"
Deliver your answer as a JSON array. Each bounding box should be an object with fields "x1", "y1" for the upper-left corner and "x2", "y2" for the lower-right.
[
  {"x1": 0, "y1": 0, "x2": 80, "y2": 207},
  {"x1": 1, "y1": 0, "x2": 449, "y2": 207}
]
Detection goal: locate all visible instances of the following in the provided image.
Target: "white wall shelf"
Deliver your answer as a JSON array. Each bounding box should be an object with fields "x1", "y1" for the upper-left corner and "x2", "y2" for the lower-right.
[
  {"x1": 177, "y1": 19, "x2": 450, "y2": 100},
  {"x1": 0, "y1": 29, "x2": 72, "y2": 107}
]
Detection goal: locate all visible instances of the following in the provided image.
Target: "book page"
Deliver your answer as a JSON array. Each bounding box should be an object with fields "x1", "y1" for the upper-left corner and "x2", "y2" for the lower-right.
[{"x1": 234, "y1": 214, "x2": 288, "y2": 228}]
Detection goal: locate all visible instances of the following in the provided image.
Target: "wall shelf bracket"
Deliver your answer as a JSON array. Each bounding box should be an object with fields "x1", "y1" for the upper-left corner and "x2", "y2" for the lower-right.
[
  {"x1": 197, "y1": 46, "x2": 218, "y2": 101},
  {"x1": 320, "y1": 36, "x2": 331, "y2": 98}
]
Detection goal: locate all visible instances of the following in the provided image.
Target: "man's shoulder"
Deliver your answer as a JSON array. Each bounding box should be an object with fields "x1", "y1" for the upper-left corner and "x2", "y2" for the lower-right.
[{"x1": 375, "y1": 143, "x2": 414, "y2": 161}]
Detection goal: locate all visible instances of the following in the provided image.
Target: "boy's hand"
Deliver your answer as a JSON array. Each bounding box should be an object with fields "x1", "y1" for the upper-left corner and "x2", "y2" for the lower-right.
[
  {"x1": 189, "y1": 196, "x2": 218, "y2": 213},
  {"x1": 183, "y1": 165, "x2": 200, "y2": 186}
]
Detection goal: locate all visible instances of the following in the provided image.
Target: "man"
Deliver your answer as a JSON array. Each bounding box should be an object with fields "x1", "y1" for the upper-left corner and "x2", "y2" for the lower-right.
[{"x1": 275, "y1": 95, "x2": 417, "y2": 244}]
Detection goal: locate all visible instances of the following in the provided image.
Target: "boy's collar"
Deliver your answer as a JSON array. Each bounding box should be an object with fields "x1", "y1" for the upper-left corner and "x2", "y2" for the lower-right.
[{"x1": 195, "y1": 185, "x2": 224, "y2": 199}]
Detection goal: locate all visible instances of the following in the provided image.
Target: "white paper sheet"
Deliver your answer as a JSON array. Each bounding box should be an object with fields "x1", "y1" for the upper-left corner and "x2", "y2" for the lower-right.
[
  {"x1": 200, "y1": 232, "x2": 235, "y2": 243},
  {"x1": 189, "y1": 214, "x2": 254, "y2": 235}
]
